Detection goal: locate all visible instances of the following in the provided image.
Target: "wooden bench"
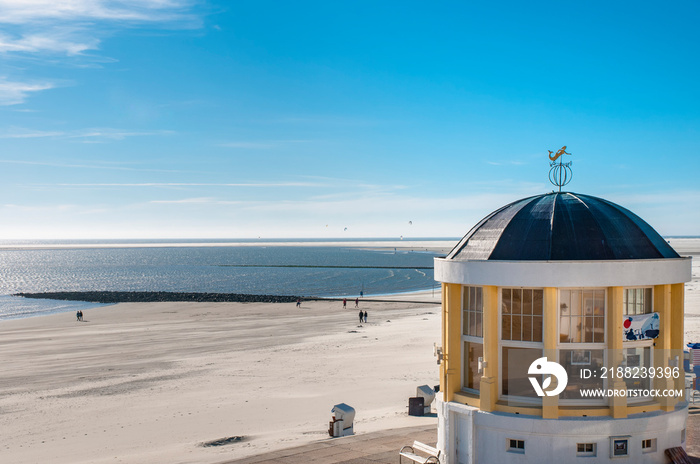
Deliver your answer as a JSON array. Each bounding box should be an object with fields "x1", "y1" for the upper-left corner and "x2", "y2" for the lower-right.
[
  {"x1": 665, "y1": 447, "x2": 694, "y2": 464},
  {"x1": 400, "y1": 441, "x2": 441, "y2": 464}
]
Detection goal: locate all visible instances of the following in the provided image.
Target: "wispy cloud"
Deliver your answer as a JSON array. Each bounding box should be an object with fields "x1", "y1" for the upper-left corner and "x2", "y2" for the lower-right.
[
  {"x1": 53, "y1": 182, "x2": 327, "y2": 188},
  {"x1": 0, "y1": 1, "x2": 199, "y2": 57},
  {"x1": 0, "y1": 30, "x2": 98, "y2": 55},
  {"x1": 0, "y1": 1, "x2": 200, "y2": 103},
  {"x1": 66, "y1": 128, "x2": 175, "y2": 141},
  {"x1": 0, "y1": 78, "x2": 53, "y2": 105},
  {"x1": 0, "y1": 127, "x2": 64, "y2": 138},
  {"x1": 486, "y1": 160, "x2": 528, "y2": 166},
  {"x1": 149, "y1": 197, "x2": 244, "y2": 205},
  {"x1": 0, "y1": 126, "x2": 174, "y2": 140},
  {"x1": 218, "y1": 140, "x2": 312, "y2": 149},
  {"x1": 0, "y1": 1, "x2": 198, "y2": 25},
  {"x1": 0, "y1": 159, "x2": 186, "y2": 173}
]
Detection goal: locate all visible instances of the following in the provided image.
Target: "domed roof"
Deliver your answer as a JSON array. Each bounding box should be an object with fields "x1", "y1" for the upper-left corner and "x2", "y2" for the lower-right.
[{"x1": 447, "y1": 192, "x2": 679, "y2": 261}]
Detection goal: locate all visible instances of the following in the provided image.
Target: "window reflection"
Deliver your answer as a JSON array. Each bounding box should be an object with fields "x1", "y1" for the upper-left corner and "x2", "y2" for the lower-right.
[
  {"x1": 623, "y1": 288, "x2": 653, "y2": 315},
  {"x1": 464, "y1": 342, "x2": 483, "y2": 391},
  {"x1": 502, "y1": 288, "x2": 543, "y2": 342},
  {"x1": 559, "y1": 349, "x2": 605, "y2": 399},
  {"x1": 502, "y1": 347, "x2": 542, "y2": 398},
  {"x1": 560, "y1": 289, "x2": 605, "y2": 344},
  {"x1": 623, "y1": 347, "x2": 652, "y2": 393}
]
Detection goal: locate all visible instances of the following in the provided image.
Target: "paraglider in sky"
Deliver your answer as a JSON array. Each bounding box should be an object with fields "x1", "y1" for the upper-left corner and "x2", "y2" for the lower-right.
[
  {"x1": 408, "y1": 221, "x2": 412, "y2": 225},
  {"x1": 344, "y1": 227, "x2": 348, "y2": 231}
]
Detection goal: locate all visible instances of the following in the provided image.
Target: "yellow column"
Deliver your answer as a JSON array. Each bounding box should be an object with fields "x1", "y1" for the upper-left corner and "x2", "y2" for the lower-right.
[
  {"x1": 655, "y1": 284, "x2": 675, "y2": 411},
  {"x1": 543, "y1": 287, "x2": 558, "y2": 419},
  {"x1": 443, "y1": 283, "x2": 462, "y2": 402},
  {"x1": 440, "y1": 283, "x2": 447, "y2": 396},
  {"x1": 608, "y1": 287, "x2": 627, "y2": 418},
  {"x1": 671, "y1": 283, "x2": 685, "y2": 394},
  {"x1": 480, "y1": 285, "x2": 499, "y2": 412}
]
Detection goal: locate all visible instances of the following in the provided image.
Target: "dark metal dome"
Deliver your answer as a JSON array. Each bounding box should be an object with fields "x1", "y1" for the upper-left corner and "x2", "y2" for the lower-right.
[{"x1": 447, "y1": 192, "x2": 679, "y2": 261}]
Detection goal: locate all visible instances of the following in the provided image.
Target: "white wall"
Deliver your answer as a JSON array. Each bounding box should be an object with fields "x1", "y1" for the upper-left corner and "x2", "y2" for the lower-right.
[
  {"x1": 437, "y1": 398, "x2": 688, "y2": 464},
  {"x1": 434, "y1": 258, "x2": 691, "y2": 288}
]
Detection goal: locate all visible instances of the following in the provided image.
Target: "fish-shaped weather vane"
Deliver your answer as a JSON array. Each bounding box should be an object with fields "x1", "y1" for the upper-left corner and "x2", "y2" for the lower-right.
[
  {"x1": 548, "y1": 146, "x2": 573, "y2": 192},
  {"x1": 548, "y1": 145, "x2": 571, "y2": 162}
]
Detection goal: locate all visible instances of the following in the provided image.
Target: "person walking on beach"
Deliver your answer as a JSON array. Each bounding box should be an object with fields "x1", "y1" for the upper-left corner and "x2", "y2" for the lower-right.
[
  {"x1": 343, "y1": 298, "x2": 347, "y2": 309},
  {"x1": 296, "y1": 298, "x2": 301, "y2": 308},
  {"x1": 355, "y1": 298, "x2": 359, "y2": 308},
  {"x1": 359, "y1": 309, "x2": 363, "y2": 323},
  {"x1": 363, "y1": 310, "x2": 368, "y2": 323},
  {"x1": 76, "y1": 310, "x2": 80, "y2": 322}
]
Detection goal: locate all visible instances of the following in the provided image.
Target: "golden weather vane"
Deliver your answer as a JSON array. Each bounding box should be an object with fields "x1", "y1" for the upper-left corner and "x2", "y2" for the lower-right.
[
  {"x1": 548, "y1": 146, "x2": 573, "y2": 192},
  {"x1": 547, "y1": 145, "x2": 571, "y2": 162}
]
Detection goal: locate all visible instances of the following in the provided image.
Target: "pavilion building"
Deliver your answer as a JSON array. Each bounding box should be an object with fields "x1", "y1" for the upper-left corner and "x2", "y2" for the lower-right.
[{"x1": 433, "y1": 191, "x2": 691, "y2": 463}]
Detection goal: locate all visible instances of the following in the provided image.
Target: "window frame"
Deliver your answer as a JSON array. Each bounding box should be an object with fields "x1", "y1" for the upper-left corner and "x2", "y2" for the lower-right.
[
  {"x1": 461, "y1": 286, "x2": 484, "y2": 393},
  {"x1": 623, "y1": 286, "x2": 653, "y2": 316},
  {"x1": 558, "y1": 288, "x2": 607, "y2": 345},
  {"x1": 557, "y1": 288, "x2": 608, "y2": 406},
  {"x1": 641, "y1": 438, "x2": 657, "y2": 454},
  {"x1": 501, "y1": 287, "x2": 544, "y2": 343},
  {"x1": 621, "y1": 341, "x2": 655, "y2": 403},
  {"x1": 507, "y1": 438, "x2": 525, "y2": 454},
  {"x1": 576, "y1": 442, "x2": 597, "y2": 457},
  {"x1": 620, "y1": 285, "x2": 655, "y2": 401},
  {"x1": 498, "y1": 287, "x2": 544, "y2": 404},
  {"x1": 609, "y1": 436, "x2": 630, "y2": 458},
  {"x1": 462, "y1": 285, "x2": 483, "y2": 338}
]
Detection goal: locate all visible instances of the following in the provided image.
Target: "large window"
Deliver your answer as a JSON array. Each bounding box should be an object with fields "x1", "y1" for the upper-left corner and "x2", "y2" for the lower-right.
[
  {"x1": 500, "y1": 288, "x2": 543, "y2": 401},
  {"x1": 559, "y1": 349, "x2": 605, "y2": 399},
  {"x1": 559, "y1": 289, "x2": 606, "y2": 403},
  {"x1": 623, "y1": 346, "x2": 652, "y2": 393},
  {"x1": 502, "y1": 346, "x2": 542, "y2": 398},
  {"x1": 559, "y1": 289, "x2": 605, "y2": 343},
  {"x1": 623, "y1": 288, "x2": 653, "y2": 315},
  {"x1": 463, "y1": 286, "x2": 483, "y2": 337},
  {"x1": 462, "y1": 286, "x2": 483, "y2": 392},
  {"x1": 502, "y1": 288, "x2": 543, "y2": 342}
]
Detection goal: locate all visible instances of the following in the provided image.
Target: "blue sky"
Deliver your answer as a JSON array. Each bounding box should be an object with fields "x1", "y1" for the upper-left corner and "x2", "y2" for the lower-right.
[{"x1": 0, "y1": 0, "x2": 698, "y2": 239}]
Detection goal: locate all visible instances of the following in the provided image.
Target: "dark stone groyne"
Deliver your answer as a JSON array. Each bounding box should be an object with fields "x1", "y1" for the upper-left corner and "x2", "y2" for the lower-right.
[{"x1": 14, "y1": 291, "x2": 307, "y2": 304}]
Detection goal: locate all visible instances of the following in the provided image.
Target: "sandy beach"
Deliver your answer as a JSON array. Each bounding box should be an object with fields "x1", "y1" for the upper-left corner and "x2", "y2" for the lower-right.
[{"x1": 0, "y1": 293, "x2": 441, "y2": 464}]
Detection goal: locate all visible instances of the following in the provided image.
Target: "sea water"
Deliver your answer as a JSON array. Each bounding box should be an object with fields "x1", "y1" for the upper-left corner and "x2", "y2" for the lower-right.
[{"x1": 0, "y1": 239, "x2": 449, "y2": 320}]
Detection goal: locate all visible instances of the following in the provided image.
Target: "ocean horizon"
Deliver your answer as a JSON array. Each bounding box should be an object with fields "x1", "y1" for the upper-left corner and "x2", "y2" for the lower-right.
[{"x1": 0, "y1": 238, "x2": 454, "y2": 321}]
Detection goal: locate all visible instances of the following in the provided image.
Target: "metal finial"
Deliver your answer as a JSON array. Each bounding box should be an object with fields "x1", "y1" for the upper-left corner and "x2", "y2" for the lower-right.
[{"x1": 548, "y1": 146, "x2": 572, "y2": 192}]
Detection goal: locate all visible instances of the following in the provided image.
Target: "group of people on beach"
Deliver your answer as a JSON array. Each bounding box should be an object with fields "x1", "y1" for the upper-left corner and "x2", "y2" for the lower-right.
[
  {"x1": 341, "y1": 298, "x2": 368, "y2": 323},
  {"x1": 75, "y1": 310, "x2": 84, "y2": 321}
]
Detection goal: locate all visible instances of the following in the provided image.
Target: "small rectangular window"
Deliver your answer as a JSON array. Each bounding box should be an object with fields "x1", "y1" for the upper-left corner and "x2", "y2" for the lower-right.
[
  {"x1": 623, "y1": 288, "x2": 652, "y2": 315},
  {"x1": 642, "y1": 438, "x2": 656, "y2": 453},
  {"x1": 507, "y1": 438, "x2": 525, "y2": 453},
  {"x1": 610, "y1": 437, "x2": 629, "y2": 457},
  {"x1": 577, "y1": 443, "x2": 596, "y2": 456}
]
